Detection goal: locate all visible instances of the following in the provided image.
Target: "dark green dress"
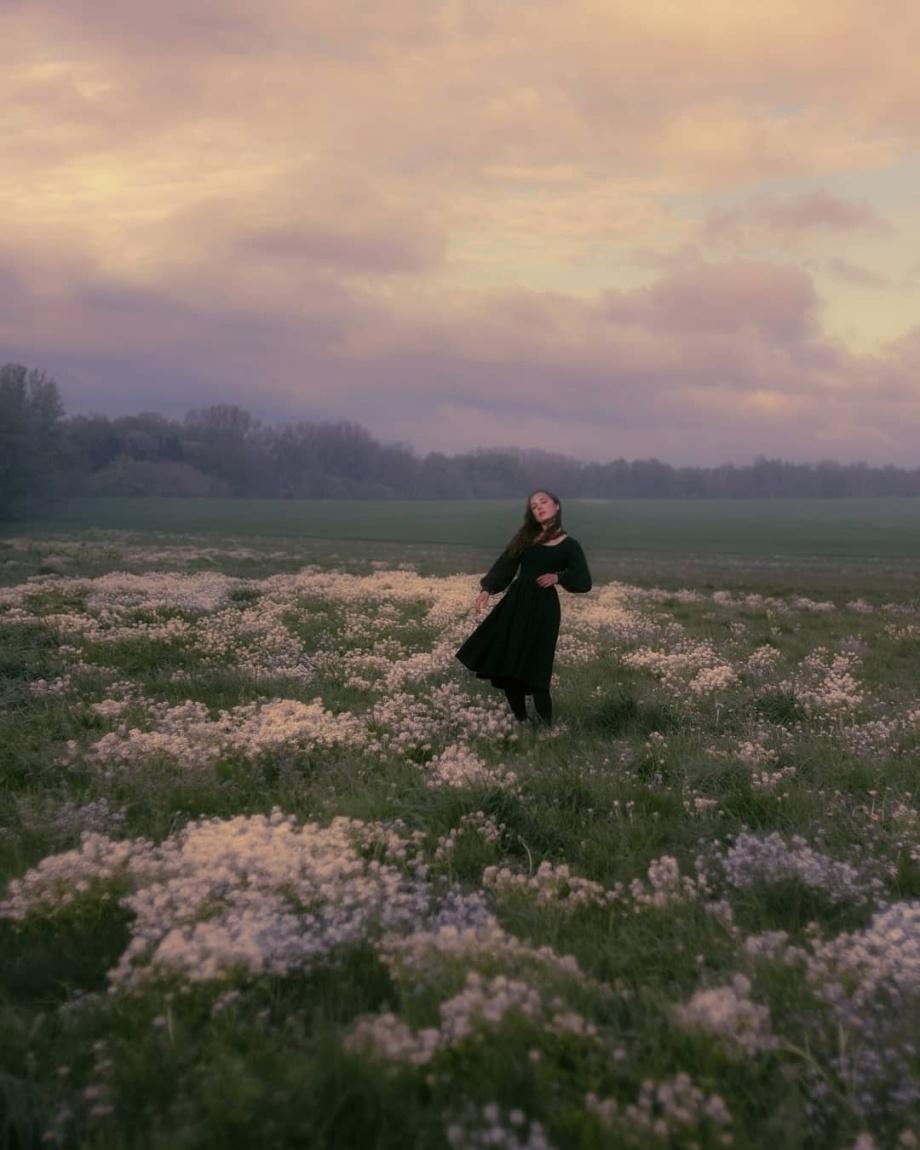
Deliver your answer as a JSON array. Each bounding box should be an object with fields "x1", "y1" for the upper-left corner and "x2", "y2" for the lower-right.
[{"x1": 456, "y1": 536, "x2": 592, "y2": 692}]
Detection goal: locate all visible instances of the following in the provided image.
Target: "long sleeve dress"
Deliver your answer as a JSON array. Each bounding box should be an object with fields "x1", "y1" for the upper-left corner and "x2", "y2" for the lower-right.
[{"x1": 455, "y1": 536, "x2": 592, "y2": 693}]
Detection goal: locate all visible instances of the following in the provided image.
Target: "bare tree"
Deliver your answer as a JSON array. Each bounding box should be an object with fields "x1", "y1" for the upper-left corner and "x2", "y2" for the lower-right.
[{"x1": 0, "y1": 363, "x2": 66, "y2": 519}]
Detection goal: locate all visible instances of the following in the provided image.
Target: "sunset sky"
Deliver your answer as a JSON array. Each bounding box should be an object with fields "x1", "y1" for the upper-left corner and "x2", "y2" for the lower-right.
[{"x1": 3, "y1": 0, "x2": 920, "y2": 464}]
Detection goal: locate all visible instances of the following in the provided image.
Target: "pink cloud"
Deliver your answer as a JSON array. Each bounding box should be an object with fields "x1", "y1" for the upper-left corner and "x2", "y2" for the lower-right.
[
  {"x1": 6, "y1": 256, "x2": 919, "y2": 465},
  {"x1": 704, "y1": 191, "x2": 887, "y2": 244},
  {"x1": 639, "y1": 261, "x2": 820, "y2": 341},
  {"x1": 825, "y1": 258, "x2": 889, "y2": 288},
  {"x1": 4, "y1": 1, "x2": 920, "y2": 467}
]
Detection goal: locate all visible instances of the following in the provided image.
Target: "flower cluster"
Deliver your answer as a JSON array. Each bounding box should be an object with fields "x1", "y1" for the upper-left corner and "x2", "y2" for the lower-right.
[
  {"x1": 795, "y1": 902, "x2": 920, "y2": 1119},
  {"x1": 434, "y1": 812, "x2": 505, "y2": 862},
  {"x1": 710, "y1": 590, "x2": 833, "y2": 615},
  {"x1": 193, "y1": 598, "x2": 315, "y2": 683},
  {"x1": 745, "y1": 645, "x2": 782, "y2": 677},
  {"x1": 0, "y1": 569, "x2": 240, "y2": 619},
  {"x1": 805, "y1": 901, "x2": 920, "y2": 1029},
  {"x1": 446, "y1": 1104, "x2": 555, "y2": 1150},
  {"x1": 378, "y1": 917, "x2": 583, "y2": 984},
  {"x1": 687, "y1": 664, "x2": 739, "y2": 695},
  {"x1": 49, "y1": 799, "x2": 128, "y2": 839},
  {"x1": 348, "y1": 970, "x2": 596, "y2": 1067},
  {"x1": 735, "y1": 738, "x2": 778, "y2": 769},
  {"x1": 483, "y1": 861, "x2": 620, "y2": 911},
  {"x1": 623, "y1": 640, "x2": 737, "y2": 700},
  {"x1": 0, "y1": 831, "x2": 156, "y2": 920},
  {"x1": 565, "y1": 583, "x2": 660, "y2": 647},
  {"x1": 720, "y1": 831, "x2": 881, "y2": 905},
  {"x1": 80, "y1": 696, "x2": 370, "y2": 775},
  {"x1": 0, "y1": 811, "x2": 481, "y2": 990},
  {"x1": 750, "y1": 766, "x2": 797, "y2": 793},
  {"x1": 85, "y1": 571, "x2": 242, "y2": 614},
  {"x1": 673, "y1": 974, "x2": 778, "y2": 1056},
  {"x1": 628, "y1": 855, "x2": 708, "y2": 910},
  {"x1": 587, "y1": 1073, "x2": 733, "y2": 1146},
  {"x1": 368, "y1": 683, "x2": 518, "y2": 756},
  {"x1": 481, "y1": 853, "x2": 713, "y2": 918},
  {"x1": 341, "y1": 817, "x2": 428, "y2": 867},
  {"x1": 888, "y1": 802, "x2": 920, "y2": 865},
  {"x1": 424, "y1": 744, "x2": 518, "y2": 791},
  {"x1": 30, "y1": 675, "x2": 73, "y2": 695},
  {"x1": 840, "y1": 718, "x2": 901, "y2": 760},
  {"x1": 786, "y1": 648, "x2": 865, "y2": 716}
]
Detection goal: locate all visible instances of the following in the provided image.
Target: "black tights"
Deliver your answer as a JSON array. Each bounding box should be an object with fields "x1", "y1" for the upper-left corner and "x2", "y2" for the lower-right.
[{"x1": 503, "y1": 682, "x2": 552, "y2": 725}]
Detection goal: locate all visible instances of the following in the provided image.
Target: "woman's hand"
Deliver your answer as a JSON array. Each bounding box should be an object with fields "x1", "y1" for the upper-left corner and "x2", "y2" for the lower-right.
[
  {"x1": 473, "y1": 589, "x2": 491, "y2": 614},
  {"x1": 536, "y1": 573, "x2": 560, "y2": 588}
]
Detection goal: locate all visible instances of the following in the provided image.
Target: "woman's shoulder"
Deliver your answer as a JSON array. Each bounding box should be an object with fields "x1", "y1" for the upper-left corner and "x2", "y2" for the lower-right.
[{"x1": 562, "y1": 536, "x2": 588, "y2": 558}]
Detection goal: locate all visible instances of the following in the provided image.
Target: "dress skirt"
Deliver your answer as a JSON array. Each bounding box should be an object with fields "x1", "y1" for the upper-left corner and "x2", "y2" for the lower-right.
[
  {"x1": 456, "y1": 536, "x2": 591, "y2": 694},
  {"x1": 456, "y1": 579, "x2": 561, "y2": 692}
]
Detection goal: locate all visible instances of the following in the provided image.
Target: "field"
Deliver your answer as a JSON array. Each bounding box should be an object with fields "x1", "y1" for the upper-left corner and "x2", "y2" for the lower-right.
[
  {"x1": 25, "y1": 495, "x2": 920, "y2": 559},
  {"x1": 1, "y1": 501, "x2": 918, "y2": 1149}
]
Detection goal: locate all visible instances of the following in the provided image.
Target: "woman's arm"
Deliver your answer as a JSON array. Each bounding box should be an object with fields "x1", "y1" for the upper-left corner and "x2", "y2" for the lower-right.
[
  {"x1": 557, "y1": 540, "x2": 592, "y2": 593},
  {"x1": 480, "y1": 550, "x2": 520, "y2": 594}
]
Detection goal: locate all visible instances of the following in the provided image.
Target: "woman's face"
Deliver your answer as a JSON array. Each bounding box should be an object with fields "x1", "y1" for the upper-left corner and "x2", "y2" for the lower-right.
[{"x1": 530, "y1": 491, "x2": 559, "y2": 525}]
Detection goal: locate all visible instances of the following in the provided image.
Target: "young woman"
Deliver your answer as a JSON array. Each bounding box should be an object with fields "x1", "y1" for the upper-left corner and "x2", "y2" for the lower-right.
[{"x1": 455, "y1": 490, "x2": 592, "y2": 725}]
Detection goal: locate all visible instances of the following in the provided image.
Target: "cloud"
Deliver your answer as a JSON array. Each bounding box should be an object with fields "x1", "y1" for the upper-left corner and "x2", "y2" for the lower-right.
[
  {"x1": 703, "y1": 191, "x2": 888, "y2": 246},
  {"x1": 8, "y1": 241, "x2": 919, "y2": 465},
  {"x1": 3, "y1": 1, "x2": 920, "y2": 465},
  {"x1": 231, "y1": 174, "x2": 448, "y2": 277},
  {"x1": 637, "y1": 262, "x2": 821, "y2": 342},
  {"x1": 825, "y1": 258, "x2": 889, "y2": 288}
]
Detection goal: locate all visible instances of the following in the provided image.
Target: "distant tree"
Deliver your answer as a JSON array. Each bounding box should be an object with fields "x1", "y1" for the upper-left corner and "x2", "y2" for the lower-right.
[
  {"x1": 418, "y1": 452, "x2": 474, "y2": 499},
  {"x1": 63, "y1": 414, "x2": 121, "y2": 475},
  {"x1": 267, "y1": 423, "x2": 328, "y2": 498},
  {"x1": 454, "y1": 449, "x2": 528, "y2": 498},
  {"x1": 112, "y1": 413, "x2": 186, "y2": 460},
  {"x1": 87, "y1": 458, "x2": 228, "y2": 497},
  {"x1": 182, "y1": 404, "x2": 270, "y2": 495},
  {"x1": 185, "y1": 403, "x2": 256, "y2": 440},
  {"x1": 591, "y1": 458, "x2": 631, "y2": 497},
  {"x1": 312, "y1": 421, "x2": 380, "y2": 482},
  {"x1": 0, "y1": 363, "x2": 66, "y2": 519},
  {"x1": 266, "y1": 420, "x2": 419, "y2": 498},
  {"x1": 507, "y1": 448, "x2": 587, "y2": 498},
  {"x1": 12, "y1": 371, "x2": 920, "y2": 509},
  {"x1": 375, "y1": 442, "x2": 420, "y2": 496},
  {"x1": 628, "y1": 459, "x2": 672, "y2": 497}
]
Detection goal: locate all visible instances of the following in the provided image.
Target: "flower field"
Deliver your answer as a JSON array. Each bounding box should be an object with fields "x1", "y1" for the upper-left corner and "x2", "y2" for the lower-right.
[{"x1": 0, "y1": 531, "x2": 918, "y2": 1149}]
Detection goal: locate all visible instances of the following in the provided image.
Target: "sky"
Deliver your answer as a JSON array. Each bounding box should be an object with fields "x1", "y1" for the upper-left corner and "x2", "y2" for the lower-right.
[{"x1": 3, "y1": 0, "x2": 920, "y2": 465}]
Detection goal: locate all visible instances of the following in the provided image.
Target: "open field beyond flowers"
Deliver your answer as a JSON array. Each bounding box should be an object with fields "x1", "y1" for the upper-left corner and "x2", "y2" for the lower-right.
[{"x1": 0, "y1": 525, "x2": 918, "y2": 1149}]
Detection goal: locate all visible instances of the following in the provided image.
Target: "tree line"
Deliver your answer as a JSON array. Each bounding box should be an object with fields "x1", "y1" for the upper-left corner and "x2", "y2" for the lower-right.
[{"x1": 3, "y1": 361, "x2": 920, "y2": 520}]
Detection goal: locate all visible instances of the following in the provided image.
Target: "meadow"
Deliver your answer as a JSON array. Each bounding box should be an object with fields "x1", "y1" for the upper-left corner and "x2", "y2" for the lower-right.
[
  {"x1": 0, "y1": 501, "x2": 918, "y2": 1149},
  {"x1": 27, "y1": 495, "x2": 920, "y2": 561}
]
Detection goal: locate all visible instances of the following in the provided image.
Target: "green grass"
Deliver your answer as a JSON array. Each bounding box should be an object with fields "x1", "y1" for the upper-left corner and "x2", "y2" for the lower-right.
[
  {"x1": 7, "y1": 496, "x2": 920, "y2": 599},
  {"x1": 0, "y1": 524, "x2": 918, "y2": 1148},
  {"x1": 7, "y1": 494, "x2": 920, "y2": 556}
]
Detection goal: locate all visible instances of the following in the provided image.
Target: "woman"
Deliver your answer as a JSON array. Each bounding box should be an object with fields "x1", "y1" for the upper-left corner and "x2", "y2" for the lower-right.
[{"x1": 456, "y1": 490, "x2": 592, "y2": 725}]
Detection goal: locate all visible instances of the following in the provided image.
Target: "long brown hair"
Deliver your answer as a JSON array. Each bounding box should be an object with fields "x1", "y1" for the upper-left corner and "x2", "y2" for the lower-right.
[{"x1": 504, "y1": 489, "x2": 564, "y2": 559}]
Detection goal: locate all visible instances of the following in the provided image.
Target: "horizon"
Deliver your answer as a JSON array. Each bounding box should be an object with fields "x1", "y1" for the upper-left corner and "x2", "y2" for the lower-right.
[
  {"x1": 4, "y1": 2, "x2": 920, "y2": 465},
  {"x1": 36, "y1": 380, "x2": 920, "y2": 473}
]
